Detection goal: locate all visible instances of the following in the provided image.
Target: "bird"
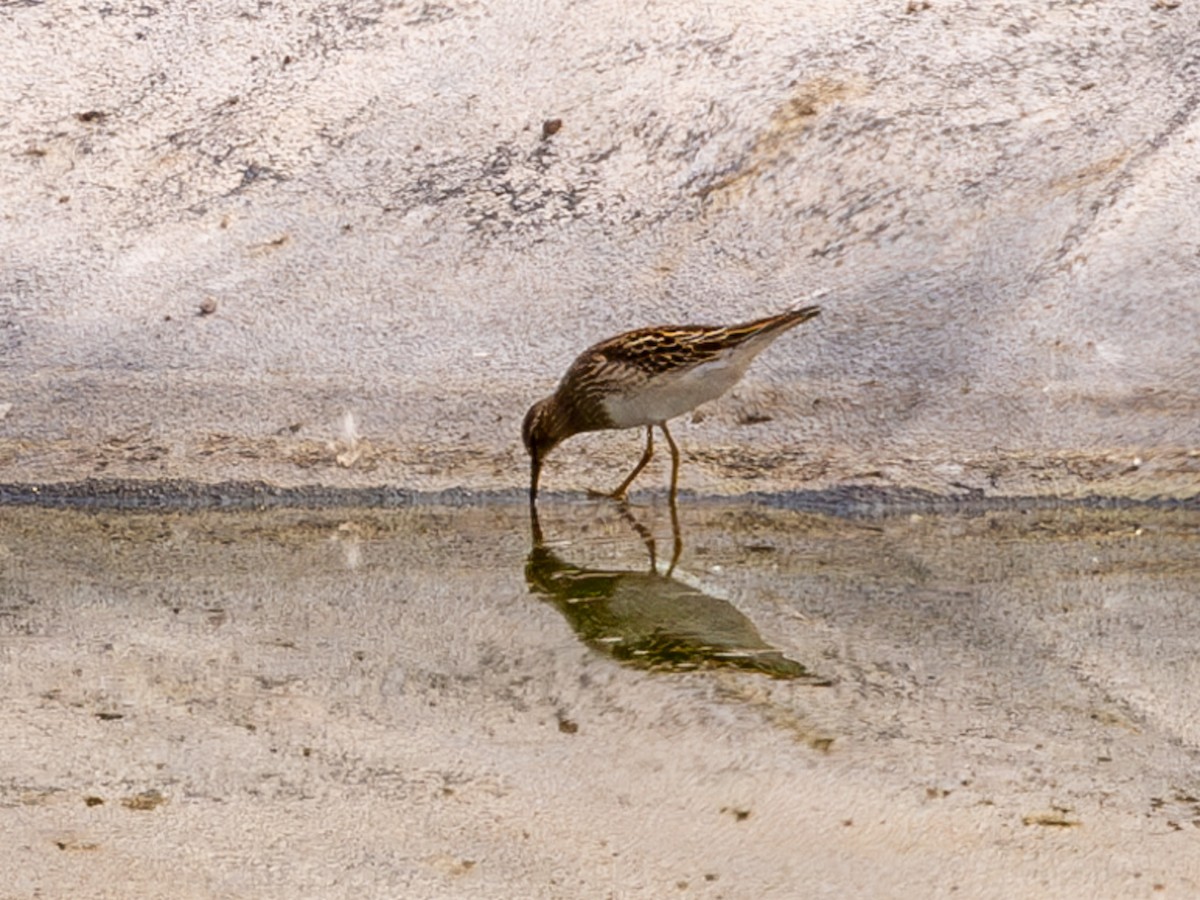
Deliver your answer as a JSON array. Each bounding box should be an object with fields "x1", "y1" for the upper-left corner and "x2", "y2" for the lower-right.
[{"x1": 522, "y1": 301, "x2": 822, "y2": 505}]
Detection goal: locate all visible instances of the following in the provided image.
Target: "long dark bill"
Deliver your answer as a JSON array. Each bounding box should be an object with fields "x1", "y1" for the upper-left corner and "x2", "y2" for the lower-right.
[
  {"x1": 528, "y1": 456, "x2": 546, "y2": 546},
  {"x1": 529, "y1": 456, "x2": 542, "y2": 507}
]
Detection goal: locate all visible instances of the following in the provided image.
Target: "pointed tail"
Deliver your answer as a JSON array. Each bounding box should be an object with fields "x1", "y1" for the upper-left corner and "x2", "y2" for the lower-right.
[{"x1": 729, "y1": 294, "x2": 824, "y2": 339}]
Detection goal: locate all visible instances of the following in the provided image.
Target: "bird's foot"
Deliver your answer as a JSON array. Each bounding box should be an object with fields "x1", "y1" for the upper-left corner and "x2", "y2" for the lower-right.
[{"x1": 586, "y1": 487, "x2": 628, "y2": 502}]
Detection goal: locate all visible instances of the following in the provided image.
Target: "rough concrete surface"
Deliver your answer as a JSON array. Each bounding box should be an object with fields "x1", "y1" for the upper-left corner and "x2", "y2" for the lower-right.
[
  {"x1": 3, "y1": 503, "x2": 1200, "y2": 898},
  {"x1": 1, "y1": 0, "x2": 1197, "y2": 498}
]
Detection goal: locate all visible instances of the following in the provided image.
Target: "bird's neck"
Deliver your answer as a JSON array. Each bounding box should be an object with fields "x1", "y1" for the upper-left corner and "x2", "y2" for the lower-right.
[
  {"x1": 552, "y1": 386, "x2": 614, "y2": 435},
  {"x1": 542, "y1": 393, "x2": 583, "y2": 446}
]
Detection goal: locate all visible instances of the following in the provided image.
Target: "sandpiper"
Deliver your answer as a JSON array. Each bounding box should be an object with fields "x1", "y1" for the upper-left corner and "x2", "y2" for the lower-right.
[{"x1": 522, "y1": 302, "x2": 822, "y2": 504}]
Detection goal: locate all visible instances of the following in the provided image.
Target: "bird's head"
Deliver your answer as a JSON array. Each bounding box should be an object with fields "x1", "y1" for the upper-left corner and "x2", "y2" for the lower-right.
[{"x1": 522, "y1": 396, "x2": 569, "y2": 504}]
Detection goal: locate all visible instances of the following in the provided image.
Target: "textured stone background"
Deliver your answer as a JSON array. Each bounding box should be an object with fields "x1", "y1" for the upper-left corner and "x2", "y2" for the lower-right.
[{"x1": 1, "y1": 0, "x2": 1197, "y2": 497}]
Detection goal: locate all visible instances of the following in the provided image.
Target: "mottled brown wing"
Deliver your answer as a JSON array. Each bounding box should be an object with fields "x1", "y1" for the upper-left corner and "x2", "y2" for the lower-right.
[
  {"x1": 555, "y1": 343, "x2": 657, "y2": 430},
  {"x1": 587, "y1": 325, "x2": 723, "y2": 374},
  {"x1": 554, "y1": 305, "x2": 820, "y2": 431},
  {"x1": 581, "y1": 305, "x2": 821, "y2": 376}
]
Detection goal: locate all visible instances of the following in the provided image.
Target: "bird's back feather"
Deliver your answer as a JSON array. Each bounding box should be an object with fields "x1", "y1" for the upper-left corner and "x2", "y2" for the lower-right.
[{"x1": 557, "y1": 305, "x2": 821, "y2": 429}]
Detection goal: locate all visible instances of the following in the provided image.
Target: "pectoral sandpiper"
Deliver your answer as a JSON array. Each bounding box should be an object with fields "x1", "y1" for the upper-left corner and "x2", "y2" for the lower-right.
[{"x1": 522, "y1": 302, "x2": 822, "y2": 504}]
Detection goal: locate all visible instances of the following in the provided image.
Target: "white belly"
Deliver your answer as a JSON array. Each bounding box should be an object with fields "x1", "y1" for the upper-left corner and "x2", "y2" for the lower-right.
[{"x1": 601, "y1": 356, "x2": 750, "y2": 428}]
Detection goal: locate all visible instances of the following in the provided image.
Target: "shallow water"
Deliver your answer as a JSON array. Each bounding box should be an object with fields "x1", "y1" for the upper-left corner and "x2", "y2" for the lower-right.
[{"x1": 3, "y1": 500, "x2": 1199, "y2": 897}]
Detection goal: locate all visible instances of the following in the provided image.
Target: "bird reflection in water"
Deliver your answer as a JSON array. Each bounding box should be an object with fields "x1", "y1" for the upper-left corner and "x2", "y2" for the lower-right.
[{"x1": 527, "y1": 501, "x2": 827, "y2": 682}]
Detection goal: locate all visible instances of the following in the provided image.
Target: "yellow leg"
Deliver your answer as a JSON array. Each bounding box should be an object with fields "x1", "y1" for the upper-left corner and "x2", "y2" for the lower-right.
[
  {"x1": 665, "y1": 476, "x2": 682, "y2": 576},
  {"x1": 590, "y1": 426, "x2": 655, "y2": 500},
  {"x1": 613, "y1": 489, "x2": 684, "y2": 576},
  {"x1": 614, "y1": 499, "x2": 659, "y2": 572},
  {"x1": 660, "y1": 422, "x2": 681, "y2": 505}
]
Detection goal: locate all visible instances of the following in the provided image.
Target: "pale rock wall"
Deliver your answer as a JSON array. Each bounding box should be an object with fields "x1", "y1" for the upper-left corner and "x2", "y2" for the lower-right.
[{"x1": 1, "y1": 1, "x2": 1197, "y2": 497}]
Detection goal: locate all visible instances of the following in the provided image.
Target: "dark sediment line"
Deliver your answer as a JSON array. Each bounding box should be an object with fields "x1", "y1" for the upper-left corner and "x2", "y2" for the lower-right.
[{"x1": 0, "y1": 478, "x2": 1195, "y2": 515}]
